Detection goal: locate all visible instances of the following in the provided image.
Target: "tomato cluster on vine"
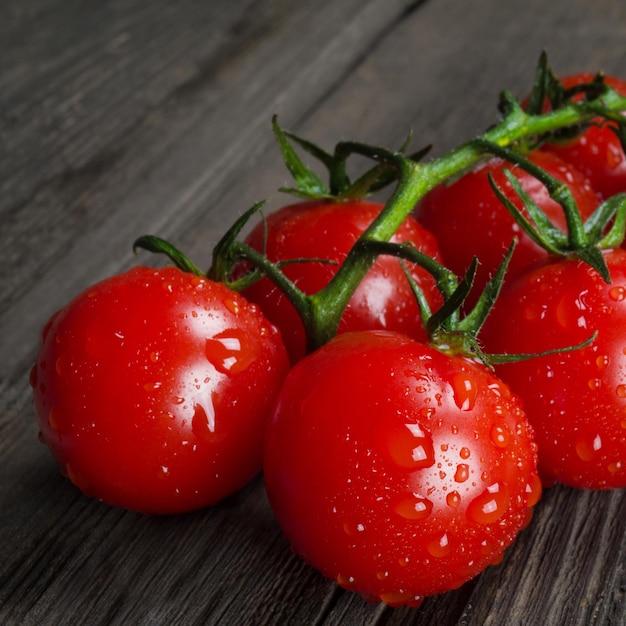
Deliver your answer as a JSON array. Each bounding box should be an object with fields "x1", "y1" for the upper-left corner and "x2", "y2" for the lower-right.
[{"x1": 30, "y1": 57, "x2": 626, "y2": 607}]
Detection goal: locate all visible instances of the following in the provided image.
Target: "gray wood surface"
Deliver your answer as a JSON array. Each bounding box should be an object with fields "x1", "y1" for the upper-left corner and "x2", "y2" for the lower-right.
[{"x1": 2, "y1": 0, "x2": 626, "y2": 623}]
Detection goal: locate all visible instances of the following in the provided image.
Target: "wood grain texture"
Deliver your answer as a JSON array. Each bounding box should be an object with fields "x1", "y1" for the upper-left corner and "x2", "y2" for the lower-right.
[{"x1": 2, "y1": 0, "x2": 626, "y2": 624}]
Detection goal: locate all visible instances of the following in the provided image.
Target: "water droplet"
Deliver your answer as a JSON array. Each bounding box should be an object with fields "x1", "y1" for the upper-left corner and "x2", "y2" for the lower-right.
[
  {"x1": 454, "y1": 463, "x2": 470, "y2": 483},
  {"x1": 393, "y1": 494, "x2": 433, "y2": 520},
  {"x1": 29, "y1": 366, "x2": 37, "y2": 388},
  {"x1": 588, "y1": 378, "x2": 601, "y2": 390},
  {"x1": 376, "y1": 571, "x2": 389, "y2": 580},
  {"x1": 49, "y1": 407, "x2": 69, "y2": 433},
  {"x1": 336, "y1": 573, "x2": 355, "y2": 588},
  {"x1": 459, "y1": 447, "x2": 471, "y2": 460},
  {"x1": 451, "y1": 372, "x2": 478, "y2": 411},
  {"x1": 446, "y1": 491, "x2": 461, "y2": 508},
  {"x1": 426, "y1": 532, "x2": 452, "y2": 558},
  {"x1": 608, "y1": 461, "x2": 622, "y2": 474},
  {"x1": 525, "y1": 473, "x2": 542, "y2": 507},
  {"x1": 420, "y1": 407, "x2": 436, "y2": 419},
  {"x1": 66, "y1": 463, "x2": 90, "y2": 493},
  {"x1": 150, "y1": 351, "x2": 160, "y2": 362},
  {"x1": 609, "y1": 286, "x2": 626, "y2": 302},
  {"x1": 379, "y1": 590, "x2": 421, "y2": 607},
  {"x1": 192, "y1": 402, "x2": 216, "y2": 441},
  {"x1": 224, "y1": 298, "x2": 241, "y2": 315},
  {"x1": 387, "y1": 423, "x2": 435, "y2": 469},
  {"x1": 490, "y1": 423, "x2": 511, "y2": 448},
  {"x1": 596, "y1": 355, "x2": 610, "y2": 370},
  {"x1": 575, "y1": 434, "x2": 602, "y2": 461},
  {"x1": 467, "y1": 482, "x2": 509, "y2": 524},
  {"x1": 205, "y1": 329, "x2": 254, "y2": 374},
  {"x1": 144, "y1": 382, "x2": 162, "y2": 392},
  {"x1": 616, "y1": 385, "x2": 626, "y2": 398}
]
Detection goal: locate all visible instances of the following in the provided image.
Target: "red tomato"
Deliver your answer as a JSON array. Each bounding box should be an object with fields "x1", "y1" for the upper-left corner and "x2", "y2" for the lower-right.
[
  {"x1": 240, "y1": 199, "x2": 443, "y2": 363},
  {"x1": 538, "y1": 73, "x2": 626, "y2": 200},
  {"x1": 264, "y1": 331, "x2": 540, "y2": 606},
  {"x1": 31, "y1": 266, "x2": 289, "y2": 514},
  {"x1": 415, "y1": 150, "x2": 600, "y2": 306},
  {"x1": 481, "y1": 249, "x2": 626, "y2": 489}
]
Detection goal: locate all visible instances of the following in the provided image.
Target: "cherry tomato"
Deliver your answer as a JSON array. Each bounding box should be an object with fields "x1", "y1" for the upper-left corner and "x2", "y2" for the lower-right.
[
  {"x1": 240, "y1": 199, "x2": 443, "y2": 362},
  {"x1": 31, "y1": 266, "x2": 289, "y2": 514},
  {"x1": 537, "y1": 73, "x2": 626, "y2": 200},
  {"x1": 481, "y1": 249, "x2": 626, "y2": 489},
  {"x1": 415, "y1": 150, "x2": 600, "y2": 306},
  {"x1": 263, "y1": 331, "x2": 540, "y2": 606}
]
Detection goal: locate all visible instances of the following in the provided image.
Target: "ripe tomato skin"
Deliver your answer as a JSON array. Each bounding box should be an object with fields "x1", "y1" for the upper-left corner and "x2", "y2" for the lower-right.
[
  {"x1": 241, "y1": 199, "x2": 443, "y2": 363},
  {"x1": 538, "y1": 73, "x2": 626, "y2": 200},
  {"x1": 31, "y1": 266, "x2": 290, "y2": 514},
  {"x1": 415, "y1": 150, "x2": 600, "y2": 305},
  {"x1": 481, "y1": 249, "x2": 626, "y2": 489},
  {"x1": 263, "y1": 331, "x2": 540, "y2": 606}
]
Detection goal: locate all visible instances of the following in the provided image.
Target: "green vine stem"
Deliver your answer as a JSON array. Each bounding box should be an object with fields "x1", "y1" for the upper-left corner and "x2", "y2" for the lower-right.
[{"x1": 290, "y1": 87, "x2": 626, "y2": 352}]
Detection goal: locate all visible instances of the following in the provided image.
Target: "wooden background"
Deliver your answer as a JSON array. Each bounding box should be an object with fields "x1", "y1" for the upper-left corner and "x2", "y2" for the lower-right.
[{"x1": 2, "y1": 0, "x2": 626, "y2": 623}]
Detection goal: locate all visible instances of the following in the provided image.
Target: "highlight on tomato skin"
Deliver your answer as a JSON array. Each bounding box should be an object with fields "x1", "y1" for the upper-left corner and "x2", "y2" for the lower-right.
[
  {"x1": 263, "y1": 330, "x2": 541, "y2": 607},
  {"x1": 30, "y1": 265, "x2": 290, "y2": 515},
  {"x1": 240, "y1": 198, "x2": 443, "y2": 363}
]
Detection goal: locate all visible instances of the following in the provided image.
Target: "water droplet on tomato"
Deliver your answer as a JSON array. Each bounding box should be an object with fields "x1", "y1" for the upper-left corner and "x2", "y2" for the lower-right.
[
  {"x1": 575, "y1": 434, "x2": 602, "y2": 461},
  {"x1": 459, "y1": 447, "x2": 471, "y2": 459},
  {"x1": 616, "y1": 385, "x2": 626, "y2": 398},
  {"x1": 451, "y1": 372, "x2": 478, "y2": 411},
  {"x1": 192, "y1": 402, "x2": 216, "y2": 442},
  {"x1": 446, "y1": 491, "x2": 461, "y2": 508},
  {"x1": 454, "y1": 463, "x2": 470, "y2": 483},
  {"x1": 387, "y1": 423, "x2": 435, "y2": 469},
  {"x1": 205, "y1": 329, "x2": 254, "y2": 374},
  {"x1": 379, "y1": 590, "x2": 421, "y2": 607},
  {"x1": 595, "y1": 355, "x2": 610, "y2": 370},
  {"x1": 607, "y1": 141, "x2": 623, "y2": 169},
  {"x1": 49, "y1": 407, "x2": 69, "y2": 433},
  {"x1": 376, "y1": 571, "x2": 389, "y2": 580},
  {"x1": 29, "y1": 366, "x2": 37, "y2": 388},
  {"x1": 467, "y1": 482, "x2": 509, "y2": 524},
  {"x1": 420, "y1": 407, "x2": 436, "y2": 419},
  {"x1": 144, "y1": 382, "x2": 162, "y2": 392},
  {"x1": 608, "y1": 461, "x2": 622, "y2": 474},
  {"x1": 336, "y1": 573, "x2": 355, "y2": 588},
  {"x1": 224, "y1": 298, "x2": 241, "y2": 315},
  {"x1": 66, "y1": 463, "x2": 90, "y2": 493},
  {"x1": 490, "y1": 423, "x2": 511, "y2": 448},
  {"x1": 426, "y1": 532, "x2": 451, "y2": 558},
  {"x1": 588, "y1": 378, "x2": 601, "y2": 390},
  {"x1": 393, "y1": 494, "x2": 433, "y2": 520},
  {"x1": 525, "y1": 473, "x2": 542, "y2": 507}
]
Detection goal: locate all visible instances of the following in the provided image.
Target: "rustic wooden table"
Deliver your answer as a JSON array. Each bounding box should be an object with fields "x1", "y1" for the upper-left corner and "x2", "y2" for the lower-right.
[{"x1": 3, "y1": 0, "x2": 626, "y2": 624}]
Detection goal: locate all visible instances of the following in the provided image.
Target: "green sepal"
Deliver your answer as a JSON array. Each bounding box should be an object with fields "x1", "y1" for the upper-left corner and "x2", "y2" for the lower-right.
[
  {"x1": 460, "y1": 239, "x2": 517, "y2": 336},
  {"x1": 272, "y1": 116, "x2": 330, "y2": 199},
  {"x1": 487, "y1": 332, "x2": 598, "y2": 365},
  {"x1": 208, "y1": 201, "x2": 266, "y2": 282},
  {"x1": 426, "y1": 258, "x2": 477, "y2": 336},
  {"x1": 597, "y1": 194, "x2": 626, "y2": 248},
  {"x1": 133, "y1": 235, "x2": 204, "y2": 277}
]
